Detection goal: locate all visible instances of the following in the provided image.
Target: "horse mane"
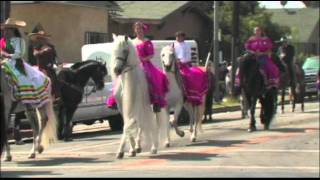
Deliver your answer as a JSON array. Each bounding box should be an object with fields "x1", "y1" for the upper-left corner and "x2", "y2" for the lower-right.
[{"x1": 70, "y1": 60, "x2": 99, "y2": 70}]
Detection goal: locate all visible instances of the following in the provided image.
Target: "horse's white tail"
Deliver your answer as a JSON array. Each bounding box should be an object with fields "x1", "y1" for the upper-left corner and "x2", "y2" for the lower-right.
[{"x1": 37, "y1": 98, "x2": 58, "y2": 149}]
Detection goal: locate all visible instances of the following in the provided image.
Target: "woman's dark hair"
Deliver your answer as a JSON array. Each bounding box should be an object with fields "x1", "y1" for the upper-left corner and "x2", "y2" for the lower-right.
[
  {"x1": 175, "y1": 31, "x2": 186, "y2": 38},
  {"x1": 13, "y1": 28, "x2": 22, "y2": 38}
]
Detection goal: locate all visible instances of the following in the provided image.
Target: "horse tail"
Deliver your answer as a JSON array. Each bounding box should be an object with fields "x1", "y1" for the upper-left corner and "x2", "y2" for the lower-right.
[{"x1": 37, "y1": 82, "x2": 58, "y2": 149}]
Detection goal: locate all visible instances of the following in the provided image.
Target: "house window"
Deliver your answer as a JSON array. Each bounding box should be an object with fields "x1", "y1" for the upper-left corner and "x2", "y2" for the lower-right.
[{"x1": 85, "y1": 32, "x2": 108, "y2": 44}]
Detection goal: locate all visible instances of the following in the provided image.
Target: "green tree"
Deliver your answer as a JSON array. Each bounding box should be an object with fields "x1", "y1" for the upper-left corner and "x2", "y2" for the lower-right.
[{"x1": 208, "y1": 1, "x2": 291, "y2": 60}]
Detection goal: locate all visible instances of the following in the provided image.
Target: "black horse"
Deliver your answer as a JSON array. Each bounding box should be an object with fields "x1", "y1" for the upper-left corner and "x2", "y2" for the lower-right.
[
  {"x1": 239, "y1": 54, "x2": 284, "y2": 132},
  {"x1": 279, "y1": 62, "x2": 305, "y2": 113},
  {"x1": 57, "y1": 60, "x2": 107, "y2": 141}
]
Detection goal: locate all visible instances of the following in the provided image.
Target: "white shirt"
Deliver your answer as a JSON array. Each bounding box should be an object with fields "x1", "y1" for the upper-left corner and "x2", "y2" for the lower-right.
[
  {"x1": 9, "y1": 37, "x2": 26, "y2": 59},
  {"x1": 174, "y1": 41, "x2": 191, "y2": 63}
]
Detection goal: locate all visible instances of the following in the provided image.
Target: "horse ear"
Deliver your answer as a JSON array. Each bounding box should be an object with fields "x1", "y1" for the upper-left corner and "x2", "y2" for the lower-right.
[
  {"x1": 112, "y1": 33, "x2": 117, "y2": 41},
  {"x1": 103, "y1": 62, "x2": 106, "y2": 67}
]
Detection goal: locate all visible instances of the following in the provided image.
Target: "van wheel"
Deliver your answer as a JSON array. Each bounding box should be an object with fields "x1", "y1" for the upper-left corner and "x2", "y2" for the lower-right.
[{"x1": 108, "y1": 115, "x2": 123, "y2": 131}]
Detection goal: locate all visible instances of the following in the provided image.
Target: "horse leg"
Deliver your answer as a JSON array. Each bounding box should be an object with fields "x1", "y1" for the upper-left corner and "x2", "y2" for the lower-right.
[
  {"x1": 117, "y1": 118, "x2": 135, "y2": 159},
  {"x1": 116, "y1": 133, "x2": 126, "y2": 159},
  {"x1": 25, "y1": 106, "x2": 39, "y2": 159},
  {"x1": 185, "y1": 104, "x2": 194, "y2": 133},
  {"x1": 248, "y1": 96, "x2": 257, "y2": 132},
  {"x1": 281, "y1": 88, "x2": 285, "y2": 114},
  {"x1": 3, "y1": 139, "x2": 12, "y2": 162},
  {"x1": 3, "y1": 102, "x2": 19, "y2": 161},
  {"x1": 135, "y1": 127, "x2": 142, "y2": 153},
  {"x1": 35, "y1": 105, "x2": 50, "y2": 154},
  {"x1": 190, "y1": 106, "x2": 198, "y2": 142},
  {"x1": 64, "y1": 107, "x2": 76, "y2": 142},
  {"x1": 150, "y1": 117, "x2": 159, "y2": 155},
  {"x1": 301, "y1": 86, "x2": 305, "y2": 112},
  {"x1": 291, "y1": 85, "x2": 296, "y2": 112},
  {"x1": 171, "y1": 106, "x2": 185, "y2": 138},
  {"x1": 128, "y1": 136, "x2": 136, "y2": 157}
]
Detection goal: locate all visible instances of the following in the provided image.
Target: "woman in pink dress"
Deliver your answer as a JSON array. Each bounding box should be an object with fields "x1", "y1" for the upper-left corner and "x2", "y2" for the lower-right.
[
  {"x1": 107, "y1": 21, "x2": 169, "y2": 112},
  {"x1": 236, "y1": 26, "x2": 280, "y2": 89}
]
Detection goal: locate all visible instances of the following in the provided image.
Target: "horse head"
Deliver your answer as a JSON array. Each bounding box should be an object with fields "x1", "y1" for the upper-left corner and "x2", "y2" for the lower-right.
[
  {"x1": 90, "y1": 61, "x2": 107, "y2": 90},
  {"x1": 161, "y1": 46, "x2": 176, "y2": 72},
  {"x1": 69, "y1": 60, "x2": 107, "y2": 90},
  {"x1": 111, "y1": 34, "x2": 135, "y2": 76}
]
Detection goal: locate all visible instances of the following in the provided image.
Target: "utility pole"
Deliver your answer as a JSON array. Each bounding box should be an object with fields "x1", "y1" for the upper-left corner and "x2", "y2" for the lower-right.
[
  {"x1": 0, "y1": 1, "x2": 10, "y2": 23},
  {"x1": 231, "y1": 1, "x2": 240, "y2": 97},
  {"x1": 213, "y1": 1, "x2": 220, "y2": 102}
]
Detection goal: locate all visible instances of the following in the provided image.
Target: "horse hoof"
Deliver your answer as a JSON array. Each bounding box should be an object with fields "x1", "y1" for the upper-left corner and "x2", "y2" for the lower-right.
[
  {"x1": 191, "y1": 137, "x2": 196, "y2": 142},
  {"x1": 151, "y1": 149, "x2": 157, "y2": 154},
  {"x1": 116, "y1": 152, "x2": 124, "y2": 159},
  {"x1": 165, "y1": 143, "x2": 170, "y2": 148},
  {"x1": 4, "y1": 156, "x2": 12, "y2": 162},
  {"x1": 28, "y1": 153, "x2": 36, "y2": 159},
  {"x1": 264, "y1": 125, "x2": 270, "y2": 130},
  {"x1": 248, "y1": 127, "x2": 257, "y2": 132},
  {"x1": 178, "y1": 131, "x2": 185, "y2": 138},
  {"x1": 135, "y1": 148, "x2": 142, "y2": 153},
  {"x1": 129, "y1": 151, "x2": 136, "y2": 157},
  {"x1": 64, "y1": 138, "x2": 73, "y2": 142},
  {"x1": 38, "y1": 146, "x2": 44, "y2": 154}
]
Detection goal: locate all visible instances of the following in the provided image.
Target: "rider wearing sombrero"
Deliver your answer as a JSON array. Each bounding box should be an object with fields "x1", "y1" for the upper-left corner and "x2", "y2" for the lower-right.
[
  {"x1": 28, "y1": 30, "x2": 61, "y2": 103},
  {"x1": 278, "y1": 37, "x2": 296, "y2": 87}
]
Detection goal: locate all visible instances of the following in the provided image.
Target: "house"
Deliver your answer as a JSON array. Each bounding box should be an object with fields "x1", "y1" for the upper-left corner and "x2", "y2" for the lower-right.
[
  {"x1": 109, "y1": 1, "x2": 213, "y2": 62},
  {"x1": 267, "y1": 8, "x2": 320, "y2": 56},
  {"x1": 10, "y1": 1, "x2": 119, "y2": 62}
]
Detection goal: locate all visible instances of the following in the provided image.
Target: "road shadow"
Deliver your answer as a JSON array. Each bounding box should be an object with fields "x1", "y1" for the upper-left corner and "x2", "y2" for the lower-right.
[
  {"x1": 186, "y1": 139, "x2": 247, "y2": 147},
  {"x1": 16, "y1": 157, "x2": 111, "y2": 166},
  {"x1": 268, "y1": 127, "x2": 315, "y2": 133},
  {"x1": 1, "y1": 170, "x2": 61, "y2": 178},
  {"x1": 74, "y1": 137, "x2": 118, "y2": 142},
  {"x1": 300, "y1": 110, "x2": 319, "y2": 114},
  {"x1": 204, "y1": 117, "x2": 244, "y2": 124},
  {"x1": 72, "y1": 129, "x2": 122, "y2": 140},
  {"x1": 150, "y1": 152, "x2": 220, "y2": 161}
]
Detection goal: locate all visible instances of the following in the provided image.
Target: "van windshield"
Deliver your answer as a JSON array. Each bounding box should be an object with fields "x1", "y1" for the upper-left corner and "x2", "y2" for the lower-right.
[{"x1": 303, "y1": 57, "x2": 319, "y2": 70}]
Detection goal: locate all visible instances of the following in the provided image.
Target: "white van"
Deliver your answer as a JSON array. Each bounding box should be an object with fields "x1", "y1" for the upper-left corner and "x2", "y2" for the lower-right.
[{"x1": 71, "y1": 40, "x2": 199, "y2": 131}]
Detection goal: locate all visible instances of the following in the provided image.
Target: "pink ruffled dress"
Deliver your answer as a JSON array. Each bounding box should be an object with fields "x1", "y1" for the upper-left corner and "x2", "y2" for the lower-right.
[
  {"x1": 236, "y1": 36, "x2": 280, "y2": 89},
  {"x1": 179, "y1": 62, "x2": 209, "y2": 106},
  {"x1": 106, "y1": 40, "x2": 169, "y2": 108}
]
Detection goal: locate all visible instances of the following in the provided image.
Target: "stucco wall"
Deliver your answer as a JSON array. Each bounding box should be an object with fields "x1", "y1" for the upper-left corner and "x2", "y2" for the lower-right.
[
  {"x1": 110, "y1": 9, "x2": 212, "y2": 62},
  {"x1": 11, "y1": 3, "x2": 108, "y2": 63}
]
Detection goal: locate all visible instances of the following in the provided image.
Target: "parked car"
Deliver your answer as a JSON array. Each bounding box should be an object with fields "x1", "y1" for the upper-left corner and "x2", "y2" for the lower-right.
[{"x1": 302, "y1": 56, "x2": 319, "y2": 96}]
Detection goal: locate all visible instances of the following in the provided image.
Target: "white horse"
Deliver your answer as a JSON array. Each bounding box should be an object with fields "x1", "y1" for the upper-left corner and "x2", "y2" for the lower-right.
[
  {"x1": 1, "y1": 65, "x2": 57, "y2": 161},
  {"x1": 160, "y1": 46, "x2": 209, "y2": 142},
  {"x1": 110, "y1": 35, "x2": 169, "y2": 159}
]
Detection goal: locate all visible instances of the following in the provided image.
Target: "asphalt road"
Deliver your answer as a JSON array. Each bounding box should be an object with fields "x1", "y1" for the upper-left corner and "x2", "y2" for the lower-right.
[{"x1": 1, "y1": 100, "x2": 319, "y2": 178}]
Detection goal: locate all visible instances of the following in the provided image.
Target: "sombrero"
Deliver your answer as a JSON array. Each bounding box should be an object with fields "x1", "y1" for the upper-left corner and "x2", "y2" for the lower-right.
[
  {"x1": 28, "y1": 30, "x2": 51, "y2": 41},
  {"x1": 0, "y1": 18, "x2": 26, "y2": 29}
]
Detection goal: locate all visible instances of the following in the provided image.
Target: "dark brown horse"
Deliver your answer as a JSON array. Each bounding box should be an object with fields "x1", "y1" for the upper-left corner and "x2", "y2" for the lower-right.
[{"x1": 279, "y1": 62, "x2": 305, "y2": 113}]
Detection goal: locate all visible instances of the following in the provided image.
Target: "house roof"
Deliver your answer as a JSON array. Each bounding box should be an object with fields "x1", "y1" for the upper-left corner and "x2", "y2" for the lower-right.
[
  {"x1": 112, "y1": 1, "x2": 205, "y2": 24},
  {"x1": 266, "y1": 8, "x2": 319, "y2": 42},
  {"x1": 11, "y1": 1, "x2": 121, "y2": 11}
]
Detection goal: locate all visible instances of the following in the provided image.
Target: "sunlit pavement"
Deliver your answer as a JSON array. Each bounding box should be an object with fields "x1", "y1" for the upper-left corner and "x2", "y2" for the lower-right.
[{"x1": 1, "y1": 101, "x2": 319, "y2": 178}]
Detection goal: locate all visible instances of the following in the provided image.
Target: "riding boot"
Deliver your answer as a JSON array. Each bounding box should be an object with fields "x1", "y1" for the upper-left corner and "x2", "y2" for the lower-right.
[{"x1": 153, "y1": 104, "x2": 161, "y2": 113}]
